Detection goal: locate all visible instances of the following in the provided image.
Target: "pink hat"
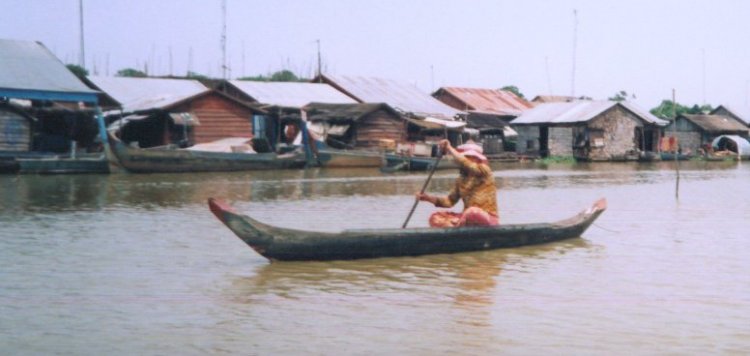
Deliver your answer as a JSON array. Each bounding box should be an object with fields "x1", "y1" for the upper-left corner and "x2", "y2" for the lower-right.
[
  {"x1": 461, "y1": 149, "x2": 488, "y2": 163},
  {"x1": 457, "y1": 141, "x2": 484, "y2": 154}
]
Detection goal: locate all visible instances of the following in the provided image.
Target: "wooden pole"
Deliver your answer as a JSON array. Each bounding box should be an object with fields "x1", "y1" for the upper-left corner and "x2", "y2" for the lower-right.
[
  {"x1": 402, "y1": 152, "x2": 443, "y2": 228},
  {"x1": 673, "y1": 89, "x2": 680, "y2": 199}
]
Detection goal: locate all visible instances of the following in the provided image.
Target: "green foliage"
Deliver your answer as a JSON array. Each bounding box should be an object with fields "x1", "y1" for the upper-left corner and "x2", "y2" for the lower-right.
[
  {"x1": 116, "y1": 68, "x2": 147, "y2": 77},
  {"x1": 608, "y1": 90, "x2": 633, "y2": 102},
  {"x1": 538, "y1": 155, "x2": 576, "y2": 165},
  {"x1": 66, "y1": 64, "x2": 88, "y2": 79},
  {"x1": 500, "y1": 85, "x2": 525, "y2": 99},
  {"x1": 650, "y1": 100, "x2": 714, "y2": 119},
  {"x1": 238, "y1": 70, "x2": 306, "y2": 82},
  {"x1": 186, "y1": 71, "x2": 209, "y2": 80}
]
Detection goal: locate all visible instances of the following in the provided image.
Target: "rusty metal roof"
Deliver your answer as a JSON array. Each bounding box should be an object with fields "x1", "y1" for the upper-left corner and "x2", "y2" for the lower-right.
[
  {"x1": 512, "y1": 100, "x2": 668, "y2": 126},
  {"x1": 318, "y1": 74, "x2": 464, "y2": 120},
  {"x1": 87, "y1": 76, "x2": 209, "y2": 113},
  {"x1": 228, "y1": 80, "x2": 357, "y2": 108},
  {"x1": 0, "y1": 39, "x2": 99, "y2": 103},
  {"x1": 435, "y1": 87, "x2": 533, "y2": 116},
  {"x1": 679, "y1": 114, "x2": 749, "y2": 134}
]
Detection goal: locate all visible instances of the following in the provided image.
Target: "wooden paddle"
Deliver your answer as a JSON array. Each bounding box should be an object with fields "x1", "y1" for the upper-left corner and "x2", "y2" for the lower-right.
[{"x1": 402, "y1": 151, "x2": 443, "y2": 228}]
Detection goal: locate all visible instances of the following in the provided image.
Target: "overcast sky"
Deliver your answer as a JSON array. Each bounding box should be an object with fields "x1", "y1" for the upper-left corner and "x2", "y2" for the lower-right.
[{"x1": 3, "y1": 0, "x2": 750, "y2": 110}]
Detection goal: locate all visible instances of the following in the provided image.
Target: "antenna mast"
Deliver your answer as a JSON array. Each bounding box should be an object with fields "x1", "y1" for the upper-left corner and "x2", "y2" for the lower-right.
[
  {"x1": 701, "y1": 48, "x2": 706, "y2": 106},
  {"x1": 545, "y1": 56, "x2": 552, "y2": 94},
  {"x1": 571, "y1": 9, "x2": 578, "y2": 97},
  {"x1": 221, "y1": 0, "x2": 228, "y2": 79},
  {"x1": 79, "y1": 0, "x2": 85, "y2": 69},
  {"x1": 316, "y1": 39, "x2": 322, "y2": 82}
]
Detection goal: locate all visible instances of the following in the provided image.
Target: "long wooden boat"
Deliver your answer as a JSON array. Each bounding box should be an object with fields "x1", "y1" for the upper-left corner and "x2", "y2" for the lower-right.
[
  {"x1": 383, "y1": 154, "x2": 458, "y2": 172},
  {"x1": 110, "y1": 134, "x2": 306, "y2": 173},
  {"x1": 208, "y1": 197, "x2": 607, "y2": 262},
  {"x1": 0, "y1": 152, "x2": 109, "y2": 174},
  {"x1": 314, "y1": 148, "x2": 384, "y2": 168},
  {"x1": 660, "y1": 152, "x2": 693, "y2": 161}
]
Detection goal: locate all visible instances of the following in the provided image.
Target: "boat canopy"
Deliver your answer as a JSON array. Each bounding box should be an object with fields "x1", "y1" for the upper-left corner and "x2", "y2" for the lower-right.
[{"x1": 711, "y1": 135, "x2": 750, "y2": 158}]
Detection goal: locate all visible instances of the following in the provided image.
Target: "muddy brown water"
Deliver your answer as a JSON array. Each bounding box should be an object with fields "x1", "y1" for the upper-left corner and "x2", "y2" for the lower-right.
[{"x1": 2, "y1": 161, "x2": 749, "y2": 354}]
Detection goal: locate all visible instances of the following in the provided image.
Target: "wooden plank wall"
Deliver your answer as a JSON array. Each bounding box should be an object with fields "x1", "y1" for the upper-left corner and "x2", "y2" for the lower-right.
[
  {"x1": 355, "y1": 109, "x2": 406, "y2": 148},
  {"x1": 177, "y1": 94, "x2": 254, "y2": 144},
  {"x1": 0, "y1": 108, "x2": 31, "y2": 151}
]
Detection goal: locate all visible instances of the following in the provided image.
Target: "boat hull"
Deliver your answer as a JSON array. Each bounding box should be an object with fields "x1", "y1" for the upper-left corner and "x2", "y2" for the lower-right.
[
  {"x1": 315, "y1": 148, "x2": 384, "y2": 168},
  {"x1": 208, "y1": 198, "x2": 607, "y2": 262},
  {"x1": 384, "y1": 154, "x2": 458, "y2": 171},
  {"x1": 110, "y1": 136, "x2": 306, "y2": 173}
]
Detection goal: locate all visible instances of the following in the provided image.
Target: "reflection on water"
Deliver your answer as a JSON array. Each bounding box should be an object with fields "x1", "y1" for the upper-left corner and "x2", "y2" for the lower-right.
[{"x1": 2, "y1": 162, "x2": 750, "y2": 354}]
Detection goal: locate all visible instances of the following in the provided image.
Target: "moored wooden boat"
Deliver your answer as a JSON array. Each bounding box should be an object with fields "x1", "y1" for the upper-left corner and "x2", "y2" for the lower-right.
[
  {"x1": 660, "y1": 152, "x2": 693, "y2": 161},
  {"x1": 383, "y1": 154, "x2": 458, "y2": 172},
  {"x1": 110, "y1": 134, "x2": 306, "y2": 173},
  {"x1": 0, "y1": 152, "x2": 110, "y2": 174},
  {"x1": 314, "y1": 148, "x2": 384, "y2": 168},
  {"x1": 208, "y1": 197, "x2": 607, "y2": 262}
]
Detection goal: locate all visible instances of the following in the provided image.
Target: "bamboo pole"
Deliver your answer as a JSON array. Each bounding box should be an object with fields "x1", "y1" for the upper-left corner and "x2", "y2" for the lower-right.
[{"x1": 673, "y1": 89, "x2": 680, "y2": 199}]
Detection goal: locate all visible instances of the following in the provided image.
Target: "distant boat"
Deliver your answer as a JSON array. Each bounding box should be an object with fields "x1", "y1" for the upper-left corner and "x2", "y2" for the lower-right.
[
  {"x1": 659, "y1": 152, "x2": 693, "y2": 161},
  {"x1": 382, "y1": 154, "x2": 458, "y2": 172},
  {"x1": 313, "y1": 147, "x2": 384, "y2": 168},
  {"x1": 109, "y1": 133, "x2": 306, "y2": 173},
  {"x1": 0, "y1": 152, "x2": 109, "y2": 174}
]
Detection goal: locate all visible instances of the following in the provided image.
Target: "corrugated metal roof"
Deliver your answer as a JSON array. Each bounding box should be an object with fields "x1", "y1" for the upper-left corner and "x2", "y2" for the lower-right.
[
  {"x1": 0, "y1": 39, "x2": 98, "y2": 101},
  {"x1": 321, "y1": 74, "x2": 464, "y2": 120},
  {"x1": 304, "y1": 102, "x2": 393, "y2": 123},
  {"x1": 436, "y1": 87, "x2": 533, "y2": 116},
  {"x1": 87, "y1": 76, "x2": 209, "y2": 113},
  {"x1": 512, "y1": 100, "x2": 668, "y2": 126},
  {"x1": 228, "y1": 81, "x2": 357, "y2": 108},
  {"x1": 711, "y1": 104, "x2": 750, "y2": 125},
  {"x1": 531, "y1": 95, "x2": 578, "y2": 103},
  {"x1": 680, "y1": 114, "x2": 749, "y2": 133},
  {"x1": 620, "y1": 101, "x2": 669, "y2": 126}
]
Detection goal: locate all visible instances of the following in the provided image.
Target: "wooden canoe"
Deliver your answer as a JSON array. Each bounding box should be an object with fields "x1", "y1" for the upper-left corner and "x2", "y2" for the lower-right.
[
  {"x1": 208, "y1": 197, "x2": 607, "y2": 262},
  {"x1": 109, "y1": 134, "x2": 306, "y2": 173}
]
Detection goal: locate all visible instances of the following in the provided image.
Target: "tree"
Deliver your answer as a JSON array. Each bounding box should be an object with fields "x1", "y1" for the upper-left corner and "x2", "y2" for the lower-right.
[
  {"x1": 608, "y1": 90, "x2": 633, "y2": 102},
  {"x1": 186, "y1": 71, "x2": 209, "y2": 80},
  {"x1": 650, "y1": 100, "x2": 690, "y2": 119},
  {"x1": 66, "y1": 64, "x2": 88, "y2": 80},
  {"x1": 500, "y1": 85, "x2": 525, "y2": 99},
  {"x1": 687, "y1": 104, "x2": 713, "y2": 114},
  {"x1": 238, "y1": 69, "x2": 306, "y2": 82},
  {"x1": 116, "y1": 68, "x2": 147, "y2": 77},
  {"x1": 650, "y1": 100, "x2": 715, "y2": 119}
]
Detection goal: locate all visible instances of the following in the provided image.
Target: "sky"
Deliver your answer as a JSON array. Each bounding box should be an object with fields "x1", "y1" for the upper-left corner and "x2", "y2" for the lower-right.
[{"x1": 3, "y1": 0, "x2": 750, "y2": 111}]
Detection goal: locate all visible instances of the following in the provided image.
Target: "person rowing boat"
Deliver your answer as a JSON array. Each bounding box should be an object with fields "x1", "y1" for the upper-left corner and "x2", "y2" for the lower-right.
[{"x1": 416, "y1": 139, "x2": 499, "y2": 228}]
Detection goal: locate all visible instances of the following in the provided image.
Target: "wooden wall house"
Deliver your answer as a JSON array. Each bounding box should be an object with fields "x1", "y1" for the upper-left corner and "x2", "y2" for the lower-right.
[
  {"x1": 0, "y1": 103, "x2": 33, "y2": 152},
  {"x1": 312, "y1": 74, "x2": 467, "y2": 145},
  {"x1": 433, "y1": 87, "x2": 533, "y2": 154},
  {"x1": 304, "y1": 102, "x2": 406, "y2": 149},
  {"x1": 88, "y1": 77, "x2": 262, "y2": 148},
  {"x1": 215, "y1": 80, "x2": 359, "y2": 151},
  {"x1": 663, "y1": 114, "x2": 749, "y2": 154},
  {"x1": 710, "y1": 105, "x2": 750, "y2": 127},
  {"x1": 512, "y1": 101, "x2": 667, "y2": 161}
]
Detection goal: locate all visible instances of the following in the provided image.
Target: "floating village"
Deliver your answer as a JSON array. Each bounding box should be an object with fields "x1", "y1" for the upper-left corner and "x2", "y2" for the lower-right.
[{"x1": 1, "y1": 38, "x2": 749, "y2": 175}]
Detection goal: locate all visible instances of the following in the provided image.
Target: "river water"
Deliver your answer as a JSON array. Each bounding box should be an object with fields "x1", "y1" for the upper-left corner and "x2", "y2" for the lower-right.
[{"x1": 1, "y1": 161, "x2": 749, "y2": 355}]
